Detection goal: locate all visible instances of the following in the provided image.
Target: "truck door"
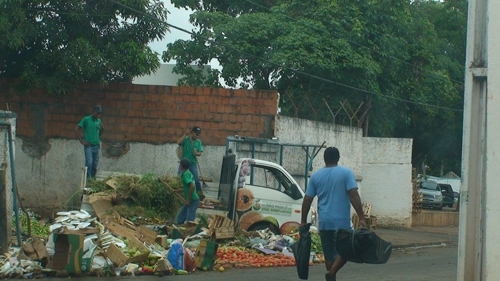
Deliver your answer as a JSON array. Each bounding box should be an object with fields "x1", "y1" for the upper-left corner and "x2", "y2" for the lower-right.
[{"x1": 218, "y1": 154, "x2": 237, "y2": 221}]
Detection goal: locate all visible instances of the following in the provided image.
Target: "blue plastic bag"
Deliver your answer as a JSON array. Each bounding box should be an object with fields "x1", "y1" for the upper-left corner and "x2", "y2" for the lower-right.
[{"x1": 167, "y1": 241, "x2": 185, "y2": 270}]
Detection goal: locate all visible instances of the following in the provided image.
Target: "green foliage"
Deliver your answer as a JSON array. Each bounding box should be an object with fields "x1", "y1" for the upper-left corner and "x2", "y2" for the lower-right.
[
  {"x1": 17, "y1": 212, "x2": 50, "y2": 239},
  {"x1": 84, "y1": 173, "x2": 184, "y2": 220},
  {"x1": 164, "y1": 0, "x2": 467, "y2": 176},
  {"x1": 0, "y1": 0, "x2": 169, "y2": 94},
  {"x1": 86, "y1": 177, "x2": 110, "y2": 194},
  {"x1": 117, "y1": 173, "x2": 183, "y2": 219},
  {"x1": 106, "y1": 205, "x2": 159, "y2": 219},
  {"x1": 196, "y1": 212, "x2": 210, "y2": 229}
]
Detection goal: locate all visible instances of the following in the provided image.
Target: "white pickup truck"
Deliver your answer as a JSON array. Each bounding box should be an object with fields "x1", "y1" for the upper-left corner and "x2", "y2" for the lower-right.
[{"x1": 198, "y1": 155, "x2": 317, "y2": 234}]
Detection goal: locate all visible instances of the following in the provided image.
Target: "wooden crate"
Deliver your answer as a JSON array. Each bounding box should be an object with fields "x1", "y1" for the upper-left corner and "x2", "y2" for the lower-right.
[
  {"x1": 208, "y1": 215, "x2": 235, "y2": 240},
  {"x1": 214, "y1": 227, "x2": 235, "y2": 240},
  {"x1": 352, "y1": 213, "x2": 377, "y2": 231},
  {"x1": 105, "y1": 236, "x2": 150, "y2": 267}
]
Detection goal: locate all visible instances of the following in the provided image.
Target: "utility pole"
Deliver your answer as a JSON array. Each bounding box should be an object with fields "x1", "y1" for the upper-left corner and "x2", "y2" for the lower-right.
[{"x1": 458, "y1": 0, "x2": 500, "y2": 280}]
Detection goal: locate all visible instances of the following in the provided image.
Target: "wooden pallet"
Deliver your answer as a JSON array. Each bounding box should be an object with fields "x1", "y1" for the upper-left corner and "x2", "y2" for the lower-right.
[
  {"x1": 352, "y1": 203, "x2": 377, "y2": 231},
  {"x1": 363, "y1": 203, "x2": 372, "y2": 218},
  {"x1": 208, "y1": 215, "x2": 235, "y2": 240}
]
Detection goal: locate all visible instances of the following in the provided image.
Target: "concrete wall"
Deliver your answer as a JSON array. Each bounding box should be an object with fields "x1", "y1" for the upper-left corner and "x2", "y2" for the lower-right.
[
  {"x1": 274, "y1": 116, "x2": 364, "y2": 188},
  {"x1": 362, "y1": 137, "x2": 413, "y2": 227},
  {"x1": 0, "y1": 82, "x2": 278, "y2": 212},
  {"x1": 15, "y1": 137, "x2": 227, "y2": 212},
  {"x1": 458, "y1": 0, "x2": 500, "y2": 279}
]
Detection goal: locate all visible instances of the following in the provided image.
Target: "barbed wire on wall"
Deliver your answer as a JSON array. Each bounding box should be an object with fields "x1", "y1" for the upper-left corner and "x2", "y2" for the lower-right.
[{"x1": 281, "y1": 89, "x2": 371, "y2": 135}]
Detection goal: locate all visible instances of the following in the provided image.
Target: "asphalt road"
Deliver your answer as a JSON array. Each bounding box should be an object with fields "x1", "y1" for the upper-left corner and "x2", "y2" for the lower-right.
[{"x1": 40, "y1": 244, "x2": 458, "y2": 281}]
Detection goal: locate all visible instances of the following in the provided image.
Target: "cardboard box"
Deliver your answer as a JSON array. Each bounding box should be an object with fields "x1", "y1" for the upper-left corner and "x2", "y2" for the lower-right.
[
  {"x1": 105, "y1": 236, "x2": 150, "y2": 267},
  {"x1": 155, "y1": 235, "x2": 168, "y2": 248},
  {"x1": 22, "y1": 238, "x2": 48, "y2": 260},
  {"x1": 105, "y1": 222, "x2": 157, "y2": 245},
  {"x1": 60, "y1": 227, "x2": 100, "y2": 235},
  {"x1": 105, "y1": 222, "x2": 136, "y2": 239},
  {"x1": 194, "y1": 240, "x2": 218, "y2": 270},
  {"x1": 88, "y1": 192, "x2": 114, "y2": 218},
  {"x1": 49, "y1": 233, "x2": 84, "y2": 274},
  {"x1": 135, "y1": 226, "x2": 157, "y2": 245},
  {"x1": 100, "y1": 211, "x2": 136, "y2": 230},
  {"x1": 81, "y1": 245, "x2": 97, "y2": 272},
  {"x1": 156, "y1": 258, "x2": 173, "y2": 272}
]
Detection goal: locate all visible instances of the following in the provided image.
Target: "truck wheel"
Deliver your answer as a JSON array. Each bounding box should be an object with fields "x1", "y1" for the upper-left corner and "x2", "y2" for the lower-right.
[{"x1": 248, "y1": 222, "x2": 280, "y2": 234}]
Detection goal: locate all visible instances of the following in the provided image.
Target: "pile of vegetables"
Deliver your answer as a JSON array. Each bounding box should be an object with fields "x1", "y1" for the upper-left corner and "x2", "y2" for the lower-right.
[
  {"x1": 310, "y1": 232, "x2": 323, "y2": 254},
  {"x1": 215, "y1": 246, "x2": 296, "y2": 269}
]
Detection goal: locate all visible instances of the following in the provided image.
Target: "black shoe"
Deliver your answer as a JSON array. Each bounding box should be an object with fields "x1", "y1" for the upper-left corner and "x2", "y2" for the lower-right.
[{"x1": 325, "y1": 273, "x2": 336, "y2": 281}]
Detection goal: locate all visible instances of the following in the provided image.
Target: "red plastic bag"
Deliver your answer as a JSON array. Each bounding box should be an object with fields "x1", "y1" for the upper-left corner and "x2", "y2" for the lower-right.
[{"x1": 184, "y1": 248, "x2": 196, "y2": 272}]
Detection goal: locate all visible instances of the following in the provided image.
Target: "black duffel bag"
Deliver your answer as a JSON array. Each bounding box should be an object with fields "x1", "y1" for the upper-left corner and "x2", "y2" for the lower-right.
[
  {"x1": 335, "y1": 228, "x2": 392, "y2": 264},
  {"x1": 291, "y1": 223, "x2": 311, "y2": 280}
]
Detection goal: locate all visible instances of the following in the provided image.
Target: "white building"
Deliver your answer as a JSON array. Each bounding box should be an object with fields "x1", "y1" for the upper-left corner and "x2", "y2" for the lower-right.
[{"x1": 132, "y1": 64, "x2": 211, "y2": 86}]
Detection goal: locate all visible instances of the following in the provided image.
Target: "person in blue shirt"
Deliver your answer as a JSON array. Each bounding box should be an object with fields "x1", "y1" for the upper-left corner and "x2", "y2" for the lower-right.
[{"x1": 301, "y1": 147, "x2": 367, "y2": 281}]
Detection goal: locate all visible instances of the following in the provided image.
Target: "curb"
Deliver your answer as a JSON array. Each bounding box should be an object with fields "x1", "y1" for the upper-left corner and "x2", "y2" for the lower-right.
[{"x1": 393, "y1": 241, "x2": 457, "y2": 249}]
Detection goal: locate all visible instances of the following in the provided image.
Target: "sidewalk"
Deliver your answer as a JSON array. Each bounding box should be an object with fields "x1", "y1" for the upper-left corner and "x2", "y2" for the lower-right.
[{"x1": 375, "y1": 226, "x2": 459, "y2": 248}]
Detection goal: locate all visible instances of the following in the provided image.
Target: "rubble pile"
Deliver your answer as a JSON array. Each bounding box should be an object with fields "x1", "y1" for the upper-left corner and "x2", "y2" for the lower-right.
[{"x1": 1, "y1": 175, "x2": 325, "y2": 278}]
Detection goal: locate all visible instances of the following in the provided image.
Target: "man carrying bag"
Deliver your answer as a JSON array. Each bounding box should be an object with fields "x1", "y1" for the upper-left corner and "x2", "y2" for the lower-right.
[{"x1": 300, "y1": 147, "x2": 367, "y2": 281}]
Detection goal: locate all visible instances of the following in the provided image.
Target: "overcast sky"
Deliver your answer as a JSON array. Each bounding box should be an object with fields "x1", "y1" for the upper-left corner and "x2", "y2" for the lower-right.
[
  {"x1": 148, "y1": 1, "x2": 224, "y2": 71},
  {"x1": 148, "y1": 1, "x2": 193, "y2": 59},
  {"x1": 147, "y1": 1, "x2": 225, "y2": 83}
]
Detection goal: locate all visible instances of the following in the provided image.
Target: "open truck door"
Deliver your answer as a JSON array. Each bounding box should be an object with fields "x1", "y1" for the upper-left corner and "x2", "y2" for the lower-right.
[{"x1": 218, "y1": 154, "x2": 237, "y2": 221}]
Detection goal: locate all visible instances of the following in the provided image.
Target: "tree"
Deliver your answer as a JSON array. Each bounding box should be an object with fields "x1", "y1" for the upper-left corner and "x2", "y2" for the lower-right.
[
  {"x1": 164, "y1": 0, "x2": 467, "y2": 176},
  {"x1": 0, "y1": 0, "x2": 169, "y2": 94}
]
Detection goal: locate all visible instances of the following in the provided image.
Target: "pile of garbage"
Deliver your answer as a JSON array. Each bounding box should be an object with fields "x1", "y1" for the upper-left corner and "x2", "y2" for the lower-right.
[
  {"x1": 1, "y1": 174, "x2": 325, "y2": 278},
  {"x1": 1, "y1": 210, "x2": 324, "y2": 278}
]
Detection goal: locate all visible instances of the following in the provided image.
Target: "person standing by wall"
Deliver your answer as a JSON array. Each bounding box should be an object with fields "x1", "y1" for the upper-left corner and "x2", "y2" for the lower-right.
[
  {"x1": 177, "y1": 126, "x2": 204, "y2": 199},
  {"x1": 301, "y1": 147, "x2": 367, "y2": 281},
  {"x1": 74, "y1": 105, "x2": 104, "y2": 178},
  {"x1": 176, "y1": 158, "x2": 200, "y2": 224}
]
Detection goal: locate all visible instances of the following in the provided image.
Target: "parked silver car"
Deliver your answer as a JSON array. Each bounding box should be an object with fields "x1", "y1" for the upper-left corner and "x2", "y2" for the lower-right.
[{"x1": 419, "y1": 180, "x2": 443, "y2": 210}]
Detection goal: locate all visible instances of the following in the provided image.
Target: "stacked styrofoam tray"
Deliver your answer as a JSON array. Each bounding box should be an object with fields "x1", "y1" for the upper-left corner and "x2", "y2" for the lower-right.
[
  {"x1": 99, "y1": 232, "x2": 125, "y2": 250},
  {"x1": 49, "y1": 210, "x2": 96, "y2": 232}
]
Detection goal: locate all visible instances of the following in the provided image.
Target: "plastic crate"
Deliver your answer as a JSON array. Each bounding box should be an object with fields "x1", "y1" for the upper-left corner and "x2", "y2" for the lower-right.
[{"x1": 194, "y1": 240, "x2": 219, "y2": 270}]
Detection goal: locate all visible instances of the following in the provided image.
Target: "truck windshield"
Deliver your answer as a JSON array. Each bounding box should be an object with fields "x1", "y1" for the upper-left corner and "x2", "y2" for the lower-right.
[{"x1": 250, "y1": 164, "x2": 301, "y2": 199}]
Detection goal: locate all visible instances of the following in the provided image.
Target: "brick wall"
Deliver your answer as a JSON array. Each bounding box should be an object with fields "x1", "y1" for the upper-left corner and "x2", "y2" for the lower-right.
[{"x1": 0, "y1": 82, "x2": 278, "y2": 145}]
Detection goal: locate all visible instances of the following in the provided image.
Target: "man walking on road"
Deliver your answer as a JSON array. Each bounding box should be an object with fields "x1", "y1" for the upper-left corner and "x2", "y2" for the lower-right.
[
  {"x1": 301, "y1": 147, "x2": 367, "y2": 281},
  {"x1": 177, "y1": 126, "x2": 204, "y2": 200},
  {"x1": 75, "y1": 105, "x2": 104, "y2": 178}
]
